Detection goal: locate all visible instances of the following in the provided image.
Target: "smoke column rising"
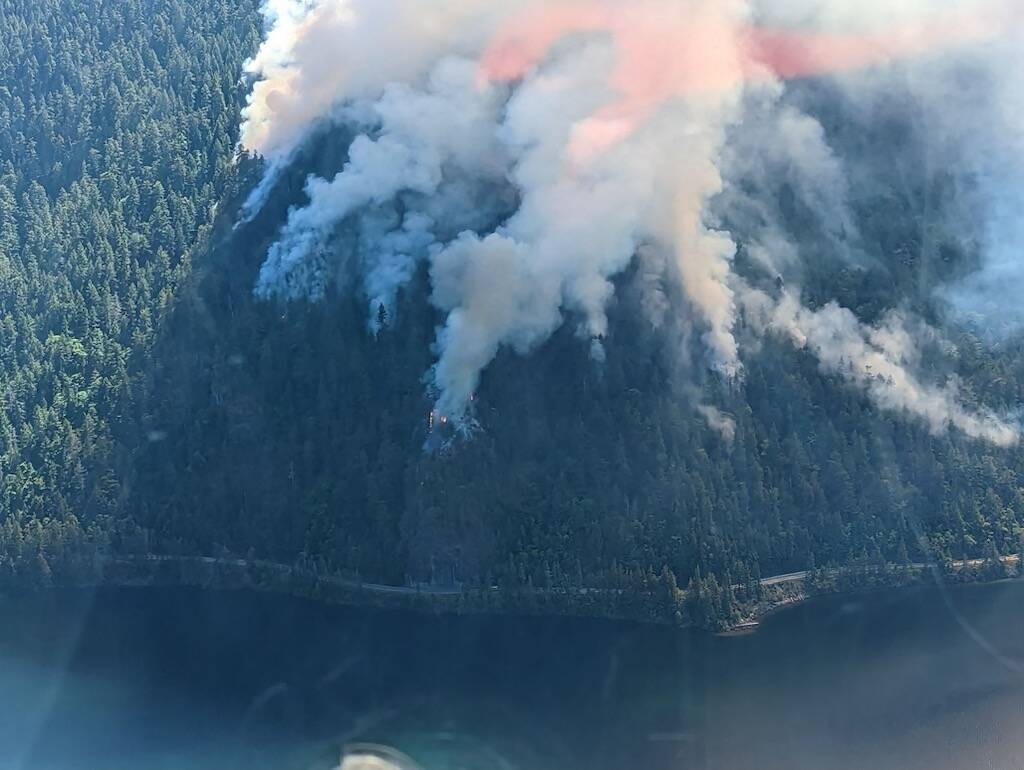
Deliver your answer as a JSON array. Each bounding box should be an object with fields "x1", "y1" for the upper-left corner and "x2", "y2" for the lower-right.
[
  {"x1": 742, "y1": 289, "x2": 1020, "y2": 447},
  {"x1": 242, "y1": 0, "x2": 1021, "y2": 443}
]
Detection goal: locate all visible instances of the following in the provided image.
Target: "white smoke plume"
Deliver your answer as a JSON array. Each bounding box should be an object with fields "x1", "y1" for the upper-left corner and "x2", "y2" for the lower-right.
[
  {"x1": 250, "y1": 0, "x2": 756, "y2": 416},
  {"x1": 254, "y1": 57, "x2": 510, "y2": 311},
  {"x1": 936, "y1": 44, "x2": 1024, "y2": 339},
  {"x1": 242, "y1": 0, "x2": 1021, "y2": 443},
  {"x1": 697, "y1": 404, "x2": 738, "y2": 443},
  {"x1": 743, "y1": 289, "x2": 1019, "y2": 447},
  {"x1": 761, "y1": 0, "x2": 1024, "y2": 338}
]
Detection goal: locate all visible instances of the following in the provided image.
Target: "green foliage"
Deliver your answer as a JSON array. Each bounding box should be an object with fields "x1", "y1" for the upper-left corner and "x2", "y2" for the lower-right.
[
  {"x1": 125, "y1": 237, "x2": 1024, "y2": 601},
  {"x1": 2, "y1": 0, "x2": 1022, "y2": 625},
  {"x1": 0, "y1": 0, "x2": 260, "y2": 569}
]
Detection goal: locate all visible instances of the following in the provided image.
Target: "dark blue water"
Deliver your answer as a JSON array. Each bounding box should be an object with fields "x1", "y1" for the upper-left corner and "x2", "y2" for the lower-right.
[{"x1": 1, "y1": 580, "x2": 1023, "y2": 770}]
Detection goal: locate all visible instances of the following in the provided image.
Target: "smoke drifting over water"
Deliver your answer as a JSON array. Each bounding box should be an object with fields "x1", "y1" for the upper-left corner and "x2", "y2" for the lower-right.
[{"x1": 241, "y1": 0, "x2": 1022, "y2": 443}]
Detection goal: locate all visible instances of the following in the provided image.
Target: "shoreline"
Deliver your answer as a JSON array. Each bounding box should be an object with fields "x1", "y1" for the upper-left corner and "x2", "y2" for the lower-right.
[
  {"x1": 6, "y1": 552, "x2": 1019, "y2": 633},
  {"x1": 732, "y1": 556, "x2": 1023, "y2": 633}
]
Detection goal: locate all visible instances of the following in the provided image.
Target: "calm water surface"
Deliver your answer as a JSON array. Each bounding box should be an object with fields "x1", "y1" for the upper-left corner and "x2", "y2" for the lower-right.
[{"x1": 1, "y1": 580, "x2": 1023, "y2": 770}]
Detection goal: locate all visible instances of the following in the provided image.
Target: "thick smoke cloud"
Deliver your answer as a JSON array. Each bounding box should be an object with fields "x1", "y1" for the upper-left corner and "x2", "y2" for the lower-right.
[
  {"x1": 254, "y1": 58, "x2": 510, "y2": 311},
  {"x1": 242, "y1": 0, "x2": 1021, "y2": 444},
  {"x1": 937, "y1": 44, "x2": 1024, "y2": 339}
]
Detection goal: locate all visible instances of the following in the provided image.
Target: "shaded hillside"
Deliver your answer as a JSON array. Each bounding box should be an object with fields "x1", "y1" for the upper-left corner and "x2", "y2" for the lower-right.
[
  {"x1": 2, "y1": 0, "x2": 1022, "y2": 622},
  {"x1": 126, "y1": 113, "x2": 1024, "y2": 594}
]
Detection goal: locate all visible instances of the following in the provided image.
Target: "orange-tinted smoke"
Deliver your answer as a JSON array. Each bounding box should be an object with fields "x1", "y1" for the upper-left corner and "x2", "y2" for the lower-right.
[
  {"x1": 751, "y1": 4, "x2": 1010, "y2": 80},
  {"x1": 481, "y1": 0, "x2": 1019, "y2": 156}
]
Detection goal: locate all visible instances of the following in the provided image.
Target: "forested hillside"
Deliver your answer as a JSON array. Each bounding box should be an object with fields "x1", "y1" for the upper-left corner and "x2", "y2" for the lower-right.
[
  {"x1": 1, "y1": 0, "x2": 1022, "y2": 627},
  {"x1": 131, "y1": 163, "x2": 1024, "y2": 596},
  {"x1": 0, "y1": 0, "x2": 261, "y2": 579}
]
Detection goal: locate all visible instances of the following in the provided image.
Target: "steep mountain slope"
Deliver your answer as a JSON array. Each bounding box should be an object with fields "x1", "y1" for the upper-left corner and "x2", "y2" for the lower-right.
[
  {"x1": 2, "y1": 0, "x2": 1022, "y2": 628},
  {"x1": 128, "y1": 185, "x2": 1024, "y2": 593},
  {"x1": 0, "y1": 0, "x2": 261, "y2": 578}
]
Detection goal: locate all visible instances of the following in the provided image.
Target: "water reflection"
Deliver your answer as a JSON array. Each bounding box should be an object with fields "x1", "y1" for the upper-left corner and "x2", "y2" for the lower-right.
[{"x1": 0, "y1": 581, "x2": 1022, "y2": 770}]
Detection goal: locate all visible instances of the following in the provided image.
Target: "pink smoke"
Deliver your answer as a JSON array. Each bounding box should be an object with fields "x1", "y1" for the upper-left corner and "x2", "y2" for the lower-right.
[{"x1": 482, "y1": 0, "x2": 1019, "y2": 158}]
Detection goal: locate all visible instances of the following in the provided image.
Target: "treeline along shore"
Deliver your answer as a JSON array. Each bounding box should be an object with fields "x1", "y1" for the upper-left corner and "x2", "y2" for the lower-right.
[{"x1": 2, "y1": 541, "x2": 1019, "y2": 632}]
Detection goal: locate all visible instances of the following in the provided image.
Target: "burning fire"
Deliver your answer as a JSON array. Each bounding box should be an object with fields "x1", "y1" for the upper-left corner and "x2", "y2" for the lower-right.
[{"x1": 428, "y1": 411, "x2": 451, "y2": 431}]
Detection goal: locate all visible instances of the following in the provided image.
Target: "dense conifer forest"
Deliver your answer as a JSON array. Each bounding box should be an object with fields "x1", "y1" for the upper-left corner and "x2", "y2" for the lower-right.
[
  {"x1": 0, "y1": 0, "x2": 261, "y2": 581},
  {"x1": 2, "y1": 0, "x2": 1022, "y2": 629}
]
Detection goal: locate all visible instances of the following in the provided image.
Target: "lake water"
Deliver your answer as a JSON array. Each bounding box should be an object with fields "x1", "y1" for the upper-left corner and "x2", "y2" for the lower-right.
[{"x1": 1, "y1": 580, "x2": 1023, "y2": 770}]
